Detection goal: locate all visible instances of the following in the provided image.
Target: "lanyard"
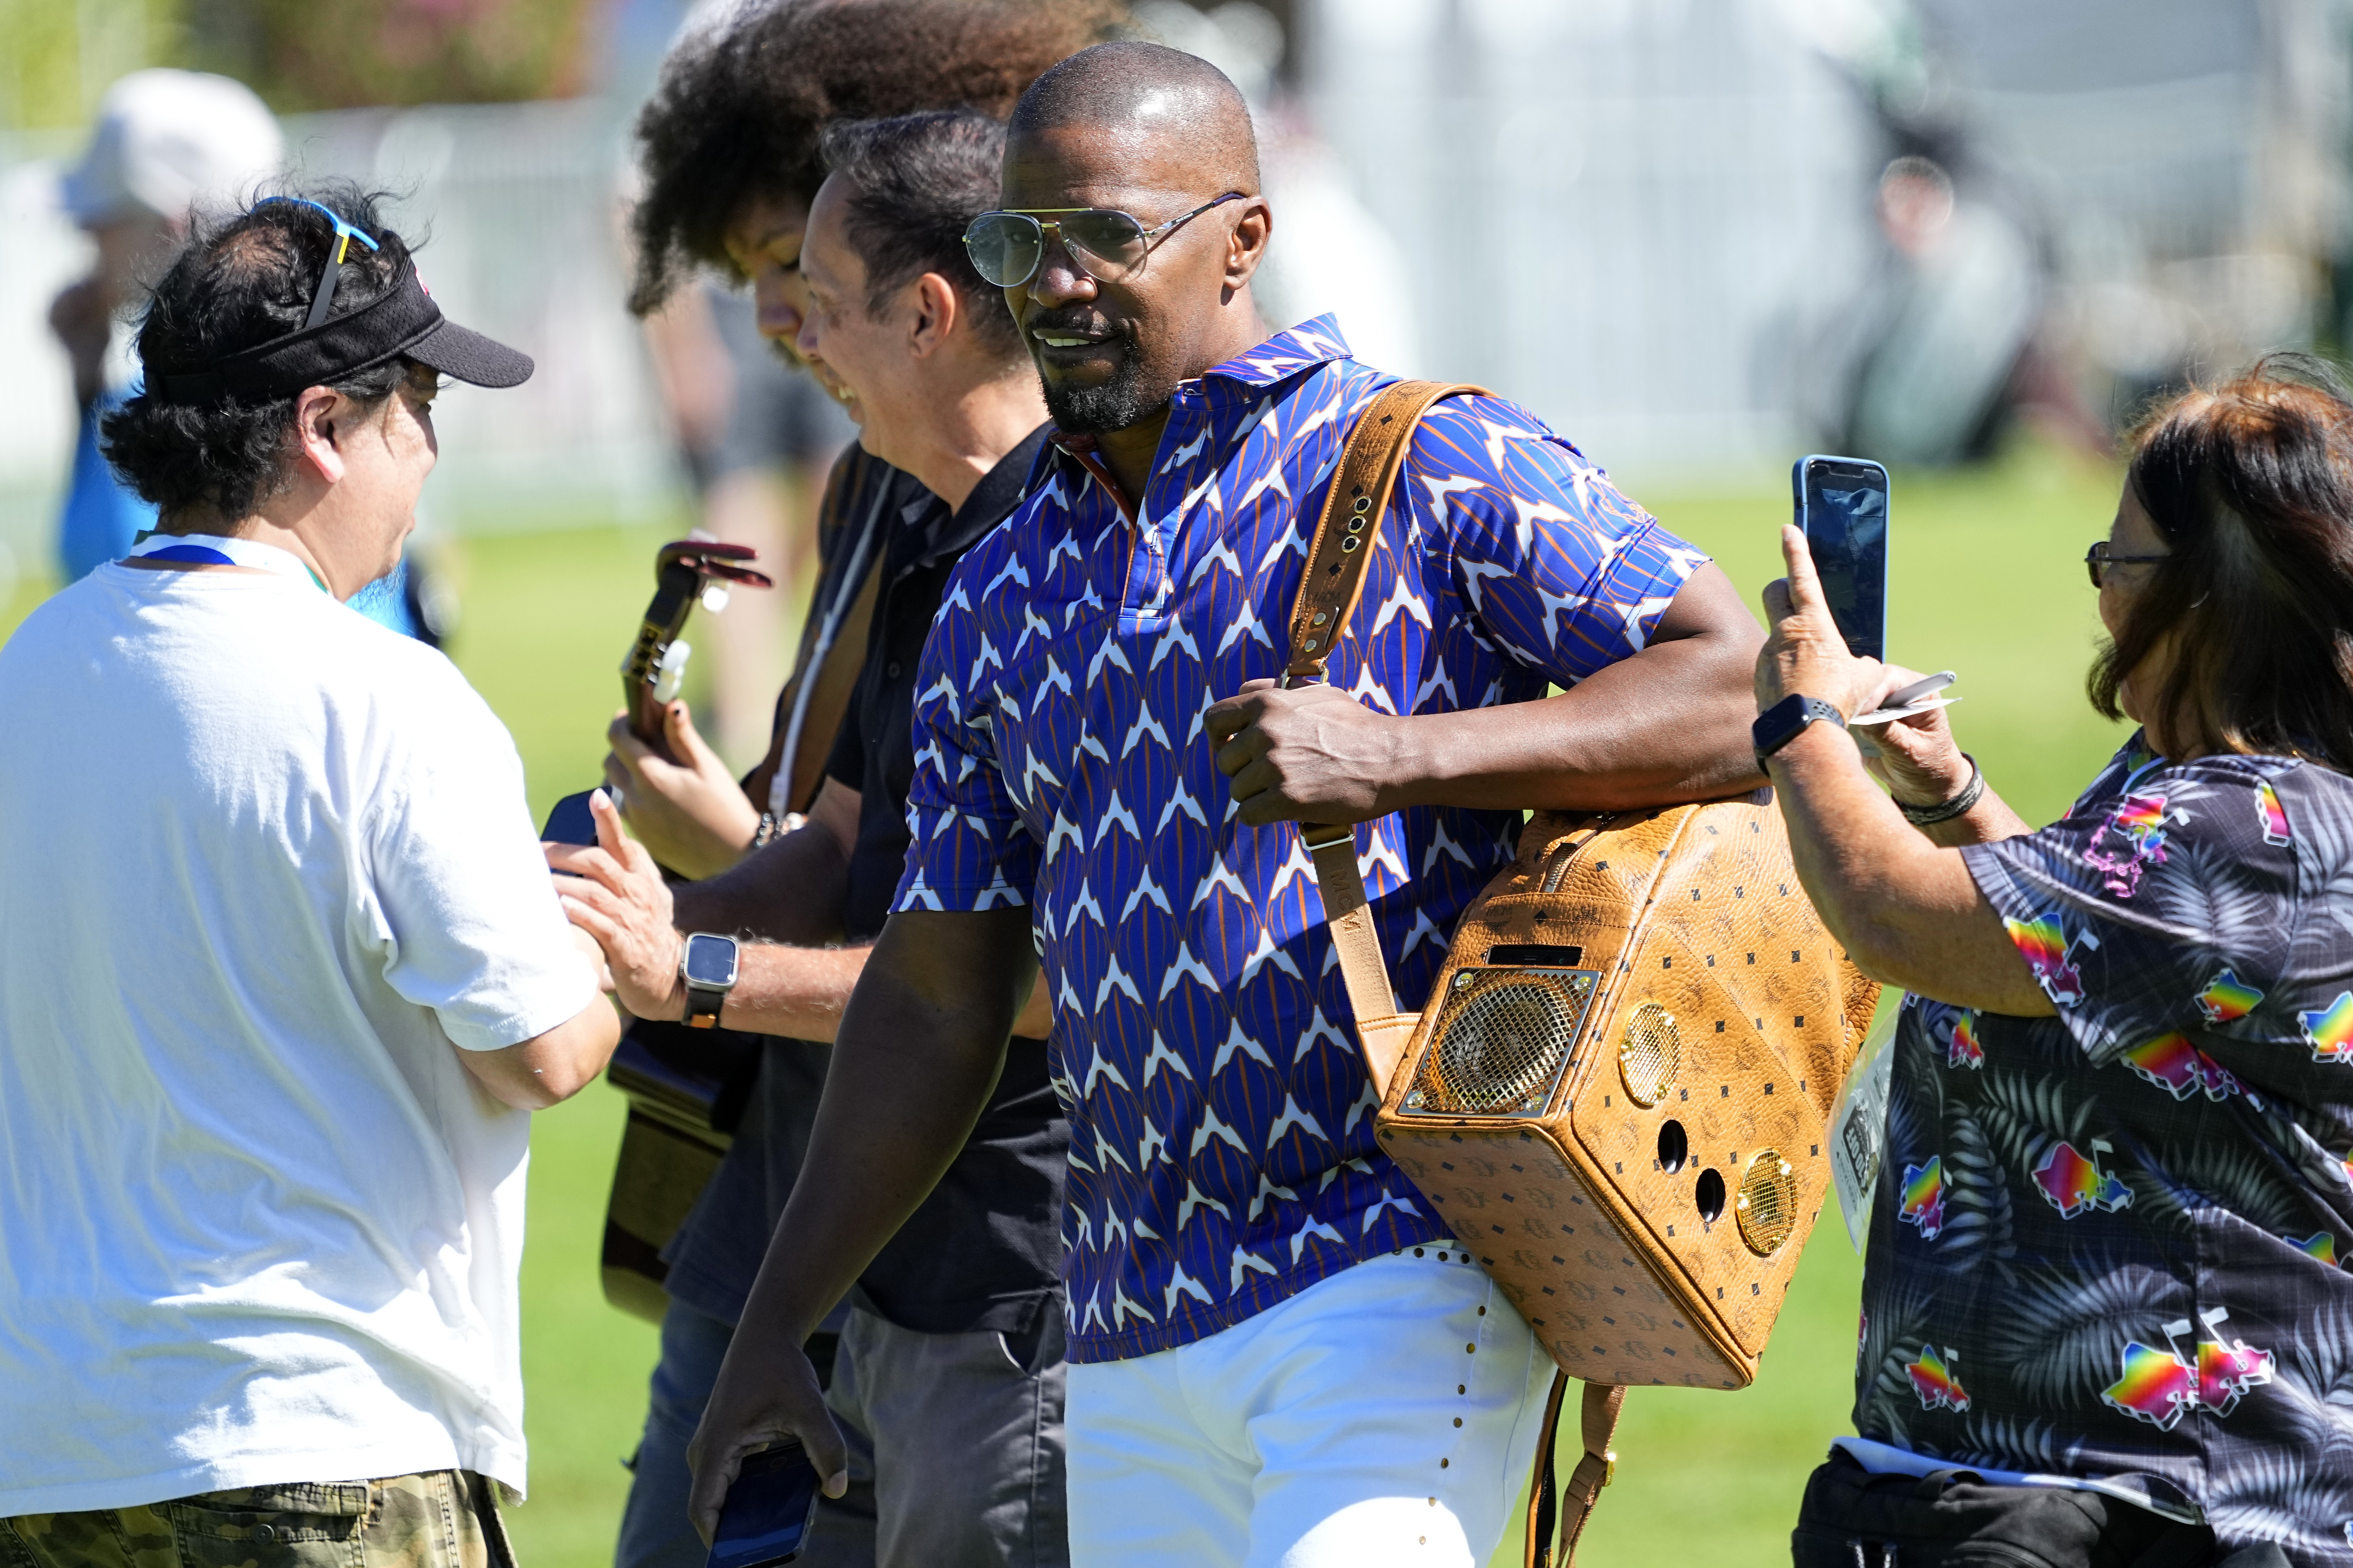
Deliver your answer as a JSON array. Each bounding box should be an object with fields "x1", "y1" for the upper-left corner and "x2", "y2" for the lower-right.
[
  {"x1": 126, "y1": 531, "x2": 331, "y2": 595},
  {"x1": 769, "y1": 481, "x2": 891, "y2": 819}
]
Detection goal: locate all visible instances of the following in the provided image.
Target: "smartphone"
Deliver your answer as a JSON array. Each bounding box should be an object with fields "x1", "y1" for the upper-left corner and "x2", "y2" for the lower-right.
[
  {"x1": 706, "y1": 1444, "x2": 824, "y2": 1568},
  {"x1": 541, "y1": 789, "x2": 599, "y2": 847},
  {"x1": 1791, "y1": 455, "x2": 1891, "y2": 661}
]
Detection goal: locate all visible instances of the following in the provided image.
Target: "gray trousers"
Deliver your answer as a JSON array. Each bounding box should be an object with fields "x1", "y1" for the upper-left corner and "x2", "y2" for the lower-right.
[{"x1": 615, "y1": 1296, "x2": 1069, "y2": 1568}]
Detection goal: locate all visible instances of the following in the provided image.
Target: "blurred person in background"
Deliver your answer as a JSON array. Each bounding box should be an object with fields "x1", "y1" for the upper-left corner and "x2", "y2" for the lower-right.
[
  {"x1": 0, "y1": 186, "x2": 619, "y2": 1564},
  {"x1": 1841, "y1": 154, "x2": 2050, "y2": 468},
  {"x1": 1758, "y1": 356, "x2": 2353, "y2": 1565},
  {"x1": 51, "y1": 69, "x2": 452, "y2": 642},
  {"x1": 600, "y1": 5, "x2": 1118, "y2": 1564},
  {"x1": 50, "y1": 69, "x2": 278, "y2": 582}
]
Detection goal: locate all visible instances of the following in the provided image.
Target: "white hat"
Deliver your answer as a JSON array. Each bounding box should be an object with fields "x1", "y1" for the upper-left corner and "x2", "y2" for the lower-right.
[{"x1": 61, "y1": 69, "x2": 284, "y2": 226}]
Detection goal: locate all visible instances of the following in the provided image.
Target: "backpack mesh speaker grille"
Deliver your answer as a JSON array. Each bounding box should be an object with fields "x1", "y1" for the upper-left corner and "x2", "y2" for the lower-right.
[
  {"x1": 1400, "y1": 968, "x2": 1598, "y2": 1118},
  {"x1": 1617, "y1": 1001, "x2": 1681, "y2": 1108},
  {"x1": 1735, "y1": 1149, "x2": 1799, "y2": 1256}
]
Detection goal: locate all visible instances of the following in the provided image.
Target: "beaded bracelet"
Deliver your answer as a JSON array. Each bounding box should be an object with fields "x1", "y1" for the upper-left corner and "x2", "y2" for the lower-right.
[{"x1": 1897, "y1": 753, "x2": 1986, "y2": 825}]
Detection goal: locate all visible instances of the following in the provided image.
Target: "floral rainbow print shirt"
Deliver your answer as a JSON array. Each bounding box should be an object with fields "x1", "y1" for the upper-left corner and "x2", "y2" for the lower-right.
[
  {"x1": 1861, "y1": 736, "x2": 2353, "y2": 1558},
  {"x1": 892, "y1": 317, "x2": 1704, "y2": 1362}
]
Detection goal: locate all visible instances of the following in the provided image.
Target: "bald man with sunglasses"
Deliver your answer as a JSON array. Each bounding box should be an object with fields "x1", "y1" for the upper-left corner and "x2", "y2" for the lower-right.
[{"x1": 689, "y1": 43, "x2": 1765, "y2": 1568}]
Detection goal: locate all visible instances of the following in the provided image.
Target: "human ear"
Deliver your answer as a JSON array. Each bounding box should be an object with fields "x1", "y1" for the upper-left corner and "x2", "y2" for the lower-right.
[
  {"x1": 908, "y1": 273, "x2": 959, "y2": 358},
  {"x1": 291, "y1": 385, "x2": 349, "y2": 486},
  {"x1": 1224, "y1": 198, "x2": 1273, "y2": 290}
]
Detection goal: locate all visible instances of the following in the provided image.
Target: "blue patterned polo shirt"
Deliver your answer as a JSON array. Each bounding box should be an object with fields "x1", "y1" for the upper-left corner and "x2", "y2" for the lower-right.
[{"x1": 893, "y1": 317, "x2": 1708, "y2": 1362}]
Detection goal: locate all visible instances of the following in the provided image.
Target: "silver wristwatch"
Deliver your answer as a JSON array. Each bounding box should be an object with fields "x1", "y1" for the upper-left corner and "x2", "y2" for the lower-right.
[{"x1": 680, "y1": 932, "x2": 740, "y2": 1029}]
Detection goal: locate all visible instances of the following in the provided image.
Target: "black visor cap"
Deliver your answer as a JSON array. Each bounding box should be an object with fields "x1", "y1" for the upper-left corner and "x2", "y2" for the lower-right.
[
  {"x1": 406, "y1": 317, "x2": 534, "y2": 389},
  {"x1": 153, "y1": 258, "x2": 533, "y2": 405}
]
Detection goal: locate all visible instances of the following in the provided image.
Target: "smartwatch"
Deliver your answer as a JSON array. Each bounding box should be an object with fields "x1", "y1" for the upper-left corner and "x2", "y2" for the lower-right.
[
  {"x1": 680, "y1": 932, "x2": 741, "y2": 1029},
  {"x1": 1752, "y1": 694, "x2": 1847, "y2": 766}
]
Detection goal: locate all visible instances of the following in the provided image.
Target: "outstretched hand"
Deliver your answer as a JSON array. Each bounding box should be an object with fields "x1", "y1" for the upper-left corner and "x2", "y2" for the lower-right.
[
  {"x1": 1205, "y1": 678, "x2": 1402, "y2": 826},
  {"x1": 1757, "y1": 524, "x2": 1884, "y2": 720},
  {"x1": 545, "y1": 788, "x2": 684, "y2": 1023}
]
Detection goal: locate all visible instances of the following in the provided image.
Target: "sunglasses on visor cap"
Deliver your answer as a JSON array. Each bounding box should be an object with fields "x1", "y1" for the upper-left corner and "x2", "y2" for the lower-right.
[
  {"x1": 962, "y1": 192, "x2": 1247, "y2": 289},
  {"x1": 254, "y1": 196, "x2": 382, "y2": 332}
]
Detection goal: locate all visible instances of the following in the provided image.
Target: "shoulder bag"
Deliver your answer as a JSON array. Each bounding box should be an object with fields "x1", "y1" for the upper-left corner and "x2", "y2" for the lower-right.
[{"x1": 1287, "y1": 380, "x2": 1880, "y2": 1566}]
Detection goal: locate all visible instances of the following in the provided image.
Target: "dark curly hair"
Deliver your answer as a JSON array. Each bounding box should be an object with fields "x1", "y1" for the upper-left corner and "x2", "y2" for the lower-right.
[
  {"x1": 626, "y1": 0, "x2": 1125, "y2": 316},
  {"x1": 2095, "y1": 353, "x2": 2353, "y2": 771},
  {"x1": 102, "y1": 182, "x2": 415, "y2": 525},
  {"x1": 818, "y1": 111, "x2": 1020, "y2": 356}
]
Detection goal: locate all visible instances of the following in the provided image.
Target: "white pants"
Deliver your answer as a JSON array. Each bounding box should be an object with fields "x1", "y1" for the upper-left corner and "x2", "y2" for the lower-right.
[{"x1": 1067, "y1": 1243, "x2": 1553, "y2": 1568}]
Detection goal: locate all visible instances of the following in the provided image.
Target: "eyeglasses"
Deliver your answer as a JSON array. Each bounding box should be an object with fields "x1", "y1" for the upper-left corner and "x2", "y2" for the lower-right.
[
  {"x1": 255, "y1": 196, "x2": 381, "y2": 331},
  {"x1": 2085, "y1": 540, "x2": 2170, "y2": 588},
  {"x1": 962, "y1": 192, "x2": 1247, "y2": 289}
]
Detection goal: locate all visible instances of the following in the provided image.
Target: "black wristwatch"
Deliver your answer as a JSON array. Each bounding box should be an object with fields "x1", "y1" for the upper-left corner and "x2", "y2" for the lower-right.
[
  {"x1": 680, "y1": 932, "x2": 741, "y2": 1029},
  {"x1": 1752, "y1": 694, "x2": 1847, "y2": 766}
]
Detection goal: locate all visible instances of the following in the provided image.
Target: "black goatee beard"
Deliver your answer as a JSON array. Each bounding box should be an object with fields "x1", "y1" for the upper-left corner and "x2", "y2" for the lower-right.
[{"x1": 1032, "y1": 323, "x2": 1175, "y2": 435}]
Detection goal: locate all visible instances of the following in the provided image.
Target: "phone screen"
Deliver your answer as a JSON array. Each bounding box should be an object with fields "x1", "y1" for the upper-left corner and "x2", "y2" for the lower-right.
[
  {"x1": 706, "y1": 1445, "x2": 822, "y2": 1568},
  {"x1": 541, "y1": 789, "x2": 599, "y2": 848},
  {"x1": 1794, "y1": 456, "x2": 1890, "y2": 661}
]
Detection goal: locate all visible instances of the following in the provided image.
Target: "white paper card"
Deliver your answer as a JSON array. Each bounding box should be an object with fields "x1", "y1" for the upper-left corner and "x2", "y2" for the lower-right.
[
  {"x1": 1829, "y1": 993, "x2": 1904, "y2": 1253},
  {"x1": 1850, "y1": 695, "x2": 1961, "y2": 728}
]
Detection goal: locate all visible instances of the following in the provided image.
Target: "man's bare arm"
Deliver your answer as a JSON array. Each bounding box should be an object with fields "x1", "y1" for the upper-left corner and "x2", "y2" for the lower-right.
[
  {"x1": 683, "y1": 907, "x2": 1038, "y2": 1532},
  {"x1": 670, "y1": 778, "x2": 860, "y2": 943},
  {"x1": 1206, "y1": 562, "x2": 1766, "y2": 824},
  {"x1": 714, "y1": 940, "x2": 1054, "y2": 1042},
  {"x1": 556, "y1": 781, "x2": 1049, "y2": 1040},
  {"x1": 457, "y1": 929, "x2": 624, "y2": 1110},
  {"x1": 460, "y1": 994, "x2": 625, "y2": 1109}
]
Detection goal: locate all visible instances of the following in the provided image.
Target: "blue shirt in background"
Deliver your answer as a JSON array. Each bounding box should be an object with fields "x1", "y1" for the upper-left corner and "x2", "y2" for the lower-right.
[{"x1": 59, "y1": 391, "x2": 155, "y2": 584}]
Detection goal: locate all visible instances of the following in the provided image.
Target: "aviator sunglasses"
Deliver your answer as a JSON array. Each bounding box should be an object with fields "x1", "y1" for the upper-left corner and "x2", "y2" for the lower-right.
[{"x1": 963, "y1": 192, "x2": 1247, "y2": 289}]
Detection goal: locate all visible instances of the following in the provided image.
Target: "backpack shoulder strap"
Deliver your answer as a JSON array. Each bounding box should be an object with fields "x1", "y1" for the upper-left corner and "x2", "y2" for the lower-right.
[
  {"x1": 1284, "y1": 379, "x2": 1486, "y2": 1097},
  {"x1": 1285, "y1": 379, "x2": 1487, "y2": 682},
  {"x1": 1285, "y1": 382, "x2": 1629, "y2": 1568}
]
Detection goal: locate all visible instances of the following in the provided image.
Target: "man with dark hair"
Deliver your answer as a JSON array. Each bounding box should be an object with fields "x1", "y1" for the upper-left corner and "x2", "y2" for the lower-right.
[
  {"x1": 588, "y1": 28, "x2": 1100, "y2": 1556},
  {"x1": 0, "y1": 186, "x2": 619, "y2": 1566},
  {"x1": 688, "y1": 40, "x2": 1768, "y2": 1568},
  {"x1": 610, "y1": 0, "x2": 1123, "y2": 880}
]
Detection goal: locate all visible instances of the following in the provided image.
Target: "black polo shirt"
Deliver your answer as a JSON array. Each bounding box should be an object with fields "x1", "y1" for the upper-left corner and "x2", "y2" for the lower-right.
[
  {"x1": 827, "y1": 425, "x2": 1050, "y2": 934},
  {"x1": 663, "y1": 436, "x2": 1065, "y2": 1342},
  {"x1": 818, "y1": 423, "x2": 1065, "y2": 1335}
]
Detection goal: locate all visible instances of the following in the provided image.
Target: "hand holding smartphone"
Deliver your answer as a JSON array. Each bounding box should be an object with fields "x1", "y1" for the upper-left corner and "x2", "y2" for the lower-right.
[
  {"x1": 707, "y1": 1443, "x2": 824, "y2": 1568},
  {"x1": 541, "y1": 789, "x2": 600, "y2": 847}
]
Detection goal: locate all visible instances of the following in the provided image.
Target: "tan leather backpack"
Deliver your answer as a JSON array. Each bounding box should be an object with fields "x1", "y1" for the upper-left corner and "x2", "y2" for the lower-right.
[{"x1": 1287, "y1": 381, "x2": 1879, "y2": 1566}]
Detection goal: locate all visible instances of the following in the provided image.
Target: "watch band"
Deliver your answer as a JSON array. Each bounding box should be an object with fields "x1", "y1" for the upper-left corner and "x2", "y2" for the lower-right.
[
  {"x1": 684, "y1": 982, "x2": 727, "y2": 1029},
  {"x1": 1752, "y1": 694, "x2": 1847, "y2": 764}
]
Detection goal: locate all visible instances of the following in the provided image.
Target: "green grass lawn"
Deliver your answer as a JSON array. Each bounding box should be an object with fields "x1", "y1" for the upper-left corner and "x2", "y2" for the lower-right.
[{"x1": 0, "y1": 435, "x2": 2133, "y2": 1566}]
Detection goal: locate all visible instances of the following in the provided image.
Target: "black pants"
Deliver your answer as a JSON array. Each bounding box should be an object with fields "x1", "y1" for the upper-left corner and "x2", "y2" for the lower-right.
[{"x1": 1792, "y1": 1450, "x2": 2291, "y2": 1568}]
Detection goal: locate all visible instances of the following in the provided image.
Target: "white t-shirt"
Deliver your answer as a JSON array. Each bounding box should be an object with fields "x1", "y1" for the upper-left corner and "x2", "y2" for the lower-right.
[{"x1": 0, "y1": 560, "x2": 594, "y2": 1512}]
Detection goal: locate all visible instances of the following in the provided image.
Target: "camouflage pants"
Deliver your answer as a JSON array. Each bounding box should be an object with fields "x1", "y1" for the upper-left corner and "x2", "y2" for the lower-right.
[{"x1": 0, "y1": 1471, "x2": 515, "y2": 1568}]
